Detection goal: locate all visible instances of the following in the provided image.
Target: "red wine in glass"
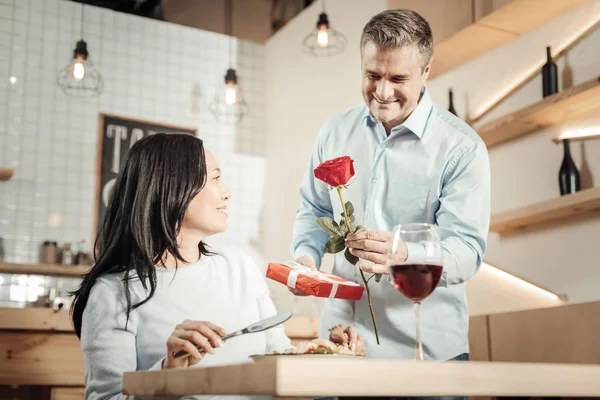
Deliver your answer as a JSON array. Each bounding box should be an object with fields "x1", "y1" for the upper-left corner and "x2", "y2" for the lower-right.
[
  {"x1": 388, "y1": 223, "x2": 444, "y2": 360},
  {"x1": 390, "y1": 264, "x2": 443, "y2": 303}
]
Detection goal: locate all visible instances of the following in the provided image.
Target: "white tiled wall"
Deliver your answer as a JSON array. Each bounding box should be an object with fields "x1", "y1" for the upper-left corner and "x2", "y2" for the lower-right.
[
  {"x1": 0, "y1": 0, "x2": 280, "y2": 306},
  {"x1": 0, "y1": 0, "x2": 266, "y2": 258}
]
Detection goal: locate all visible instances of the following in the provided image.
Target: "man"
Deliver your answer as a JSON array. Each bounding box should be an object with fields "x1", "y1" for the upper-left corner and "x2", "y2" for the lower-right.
[{"x1": 291, "y1": 8, "x2": 490, "y2": 367}]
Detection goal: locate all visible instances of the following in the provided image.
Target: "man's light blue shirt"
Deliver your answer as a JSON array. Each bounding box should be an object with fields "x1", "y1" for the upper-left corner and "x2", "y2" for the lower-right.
[{"x1": 291, "y1": 87, "x2": 490, "y2": 361}]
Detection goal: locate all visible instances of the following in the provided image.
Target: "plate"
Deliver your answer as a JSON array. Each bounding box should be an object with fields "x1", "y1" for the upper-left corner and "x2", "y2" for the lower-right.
[{"x1": 250, "y1": 353, "x2": 362, "y2": 360}]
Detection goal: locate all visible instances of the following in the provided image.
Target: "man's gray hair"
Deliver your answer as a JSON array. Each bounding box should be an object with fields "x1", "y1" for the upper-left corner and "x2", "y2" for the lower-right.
[{"x1": 360, "y1": 9, "x2": 433, "y2": 69}]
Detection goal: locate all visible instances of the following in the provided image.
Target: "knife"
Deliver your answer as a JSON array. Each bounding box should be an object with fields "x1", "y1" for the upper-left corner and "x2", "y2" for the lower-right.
[{"x1": 173, "y1": 311, "x2": 293, "y2": 359}]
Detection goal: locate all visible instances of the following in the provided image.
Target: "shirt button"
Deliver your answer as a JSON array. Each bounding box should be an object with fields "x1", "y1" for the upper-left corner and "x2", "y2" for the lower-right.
[
  {"x1": 372, "y1": 178, "x2": 378, "y2": 184},
  {"x1": 365, "y1": 213, "x2": 371, "y2": 219}
]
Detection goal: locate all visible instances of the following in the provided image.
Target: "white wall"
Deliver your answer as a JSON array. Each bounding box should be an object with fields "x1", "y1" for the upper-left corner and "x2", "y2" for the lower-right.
[
  {"x1": 263, "y1": 0, "x2": 388, "y2": 315},
  {"x1": 427, "y1": 0, "x2": 600, "y2": 304},
  {"x1": 0, "y1": 0, "x2": 266, "y2": 301}
]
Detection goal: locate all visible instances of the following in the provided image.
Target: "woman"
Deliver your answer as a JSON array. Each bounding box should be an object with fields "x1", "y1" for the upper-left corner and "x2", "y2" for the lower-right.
[{"x1": 72, "y1": 133, "x2": 363, "y2": 400}]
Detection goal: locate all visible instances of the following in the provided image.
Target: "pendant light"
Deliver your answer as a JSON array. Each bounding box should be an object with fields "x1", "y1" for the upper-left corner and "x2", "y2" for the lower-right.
[
  {"x1": 57, "y1": 0, "x2": 102, "y2": 97},
  {"x1": 302, "y1": 0, "x2": 346, "y2": 57},
  {"x1": 209, "y1": 0, "x2": 249, "y2": 123}
]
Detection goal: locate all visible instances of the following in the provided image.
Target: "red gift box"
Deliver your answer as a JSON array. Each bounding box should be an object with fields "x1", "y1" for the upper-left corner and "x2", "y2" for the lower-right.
[{"x1": 266, "y1": 261, "x2": 364, "y2": 300}]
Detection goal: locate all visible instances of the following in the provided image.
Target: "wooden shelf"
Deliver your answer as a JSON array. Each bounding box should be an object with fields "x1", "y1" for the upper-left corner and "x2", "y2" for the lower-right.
[
  {"x1": 431, "y1": 0, "x2": 587, "y2": 79},
  {"x1": 477, "y1": 76, "x2": 600, "y2": 148},
  {"x1": 552, "y1": 131, "x2": 600, "y2": 144},
  {"x1": 0, "y1": 167, "x2": 14, "y2": 181},
  {"x1": 490, "y1": 187, "x2": 600, "y2": 233},
  {"x1": 0, "y1": 262, "x2": 90, "y2": 277}
]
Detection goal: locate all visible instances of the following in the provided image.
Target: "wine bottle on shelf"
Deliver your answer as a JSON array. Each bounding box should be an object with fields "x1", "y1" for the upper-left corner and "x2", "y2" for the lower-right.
[
  {"x1": 448, "y1": 88, "x2": 457, "y2": 116},
  {"x1": 558, "y1": 139, "x2": 580, "y2": 195},
  {"x1": 542, "y1": 46, "x2": 558, "y2": 97}
]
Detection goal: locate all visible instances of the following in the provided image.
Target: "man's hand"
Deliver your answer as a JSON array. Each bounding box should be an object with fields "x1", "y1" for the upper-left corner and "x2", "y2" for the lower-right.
[
  {"x1": 288, "y1": 255, "x2": 317, "y2": 296},
  {"x1": 345, "y1": 230, "x2": 405, "y2": 274},
  {"x1": 329, "y1": 324, "x2": 365, "y2": 354}
]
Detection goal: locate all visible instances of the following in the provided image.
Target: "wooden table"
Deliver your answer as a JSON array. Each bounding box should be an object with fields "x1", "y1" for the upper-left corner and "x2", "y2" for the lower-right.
[{"x1": 123, "y1": 356, "x2": 600, "y2": 398}]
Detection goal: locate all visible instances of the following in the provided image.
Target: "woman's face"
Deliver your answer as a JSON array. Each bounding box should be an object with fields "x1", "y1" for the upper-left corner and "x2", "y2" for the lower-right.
[{"x1": 181, "y1": 149, "x2": 231, "y2": 238}]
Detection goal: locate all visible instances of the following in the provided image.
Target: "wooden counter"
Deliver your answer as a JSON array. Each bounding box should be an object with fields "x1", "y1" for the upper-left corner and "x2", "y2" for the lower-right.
[
  {"x1": 123, "y1": 356, "x2": 600, "y2": 398},
  {"x1": 0, "y1": 307, "x2": 317, "y2": 337},
  {"x1": 0, "y1": 308, "x2": 84, "y2": 387},
  {"x1": 0, "y1": 307, "x2": 74, "y2": 332}
]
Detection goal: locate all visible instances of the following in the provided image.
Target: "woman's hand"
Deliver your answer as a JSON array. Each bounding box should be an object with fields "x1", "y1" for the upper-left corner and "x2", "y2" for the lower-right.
[
  {"x1": 328, "y1": 324, "x2": 366, "y2": 354},
  {"x1": 163, "y1": 320, "x2": 227, "y2": 369}
]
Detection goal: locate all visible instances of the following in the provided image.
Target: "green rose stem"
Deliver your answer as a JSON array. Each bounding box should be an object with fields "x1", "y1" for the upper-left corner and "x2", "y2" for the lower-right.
[{"x1": 337, "y1": 186, "x2": 380, "y2": 345}]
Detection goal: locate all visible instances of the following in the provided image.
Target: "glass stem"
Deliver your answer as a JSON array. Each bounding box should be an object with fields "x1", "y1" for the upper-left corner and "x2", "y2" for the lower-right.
[{"x1": 414, "y1": 301, "x2": 423, "y2": 361}]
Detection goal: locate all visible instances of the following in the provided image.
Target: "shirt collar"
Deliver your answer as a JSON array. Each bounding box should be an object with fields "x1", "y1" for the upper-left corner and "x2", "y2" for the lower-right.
[{"x1": 362, "y1": 85, "x2": 433, "y2": 139}]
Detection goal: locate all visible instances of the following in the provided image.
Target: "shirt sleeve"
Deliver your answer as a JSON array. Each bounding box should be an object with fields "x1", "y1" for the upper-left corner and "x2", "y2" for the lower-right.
[
  {"x1": 290, "y1": 123, "x2": 335, "y2": 269},
  {"x1": 426, "y1": 141, "x2": 490, "y2": 286},
  {"x1": 81, "y1": 279, "x2": 151, "y2": 400}
]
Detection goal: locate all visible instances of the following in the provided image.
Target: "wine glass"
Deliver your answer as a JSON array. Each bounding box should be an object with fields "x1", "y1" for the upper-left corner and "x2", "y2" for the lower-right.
[{"x1": 387, "y1": 223, "x2": 444, "y2": 361}]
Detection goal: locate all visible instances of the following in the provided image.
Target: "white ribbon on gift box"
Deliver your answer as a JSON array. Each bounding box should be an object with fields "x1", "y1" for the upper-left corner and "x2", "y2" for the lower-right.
[{"x1": 283, "y1": 261, "x2": 360, "y2": 299}]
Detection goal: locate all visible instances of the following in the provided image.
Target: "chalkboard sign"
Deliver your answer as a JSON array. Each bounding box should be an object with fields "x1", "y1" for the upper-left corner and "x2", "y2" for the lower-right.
[{"x1": 95, "y1": 114, "x2": 197, "y2": 234}]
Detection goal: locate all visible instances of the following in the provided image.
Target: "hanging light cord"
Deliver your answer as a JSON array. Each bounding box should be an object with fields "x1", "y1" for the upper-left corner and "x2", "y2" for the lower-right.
[
  {"x1": 80, "y1": 0, "x2": 86, "y2": 40},
  {"x1": 225, "y1": 0, "x2": 233, "y2": 68}
]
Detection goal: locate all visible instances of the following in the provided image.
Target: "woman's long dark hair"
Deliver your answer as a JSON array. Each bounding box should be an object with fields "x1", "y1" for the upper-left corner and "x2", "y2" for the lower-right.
[{"x1": 71, "y1": 133, "x2": 213, "y2": 338}]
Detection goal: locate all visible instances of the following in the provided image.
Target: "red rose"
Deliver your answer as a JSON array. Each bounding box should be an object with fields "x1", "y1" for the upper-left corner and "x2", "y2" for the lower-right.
[{"x1": 314, "y1": 156, "x2": 355, "y2": 187}]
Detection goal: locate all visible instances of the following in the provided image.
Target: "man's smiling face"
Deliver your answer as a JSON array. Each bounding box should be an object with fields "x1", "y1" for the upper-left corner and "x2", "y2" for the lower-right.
[{"x1": 361, "y1": 41, "x2": 431, "y2": 132}]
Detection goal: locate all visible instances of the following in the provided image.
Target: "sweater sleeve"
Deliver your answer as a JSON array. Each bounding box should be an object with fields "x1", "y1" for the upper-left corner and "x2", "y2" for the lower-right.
[
  {"x1": 81, "y1": 279, "x2": 151, "y2": 400},
  {"x1": 258, "y1": 287, "x2": 293, "y2": 354},
  {"x1": 240, "y1": 251, "x2": 292, "y2": 353}
]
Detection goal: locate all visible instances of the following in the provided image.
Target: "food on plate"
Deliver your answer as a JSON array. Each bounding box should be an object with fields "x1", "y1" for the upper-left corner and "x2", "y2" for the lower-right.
[{"x1": 268, "y1": 338, "x2": 366, "y2": 357}]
